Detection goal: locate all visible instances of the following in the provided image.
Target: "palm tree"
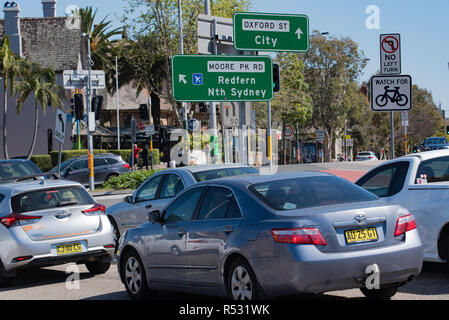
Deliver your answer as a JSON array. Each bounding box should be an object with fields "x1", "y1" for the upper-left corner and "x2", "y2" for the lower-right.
[
  {"x1": 15, "y1": 59, "x2": 66, "y2": 159},
  {"x1": 0, "y1": 37, "x2": 21, "y2": 159},
  {"x1": 78, "y1": 7, "x2": 123, "y2": 94}
]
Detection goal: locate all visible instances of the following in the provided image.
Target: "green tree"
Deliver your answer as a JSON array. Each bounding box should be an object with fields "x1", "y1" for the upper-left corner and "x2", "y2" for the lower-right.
[
  {"x1": 302, "y1": 31, "x2": 367, "y2": 161},
  {"x1": 15, "y1": 59, "x2": 66, "y2": 159},
  {"x1": 0, "y1": 37, "x2": 21, "y2": 159},
  {"x1": 121, "y1": 0, "x2": 252, "y2": 124}
]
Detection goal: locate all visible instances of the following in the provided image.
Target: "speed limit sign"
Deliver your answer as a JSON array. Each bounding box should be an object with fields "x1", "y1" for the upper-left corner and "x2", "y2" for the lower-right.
[{"x1": 221, "y1": 102, "x2": 239, "y2": 128}]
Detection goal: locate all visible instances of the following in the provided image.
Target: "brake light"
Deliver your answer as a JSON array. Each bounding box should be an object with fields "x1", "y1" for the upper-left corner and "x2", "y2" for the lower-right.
[
  {"x1": 0, "y1": 213, "x2": 42, "y2": 228},
  {"x1": 271, "y1": 227, "x2": 327, "y2": 246},
  {"x1": 82, "y1": 203, "x2": 106, "y2": 214},
  {"x1": 394, "y1": 214, "x2": 417, "y2": 236},
  {"x1": 123, "y1": 164, "x2": 131, "y2": 169}
]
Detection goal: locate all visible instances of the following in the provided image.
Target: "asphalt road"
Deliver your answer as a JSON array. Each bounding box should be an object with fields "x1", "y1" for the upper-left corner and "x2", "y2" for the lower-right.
[{"x1": 2, "y1": 261, "x2": 449, "y2": 300}]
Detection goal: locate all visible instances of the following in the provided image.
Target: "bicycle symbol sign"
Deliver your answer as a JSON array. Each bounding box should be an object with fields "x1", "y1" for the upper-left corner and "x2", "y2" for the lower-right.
[{"x1": 371, "y1": 75, "x2": 412, "y2": 111}]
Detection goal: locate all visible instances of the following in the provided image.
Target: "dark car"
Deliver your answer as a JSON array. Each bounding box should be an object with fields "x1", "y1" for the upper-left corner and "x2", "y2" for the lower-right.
[
  {"x1": 49, "y1": 154, "x2": 130, "y2": 186},
  {"x1": 420, "y1": 137, "x2": 449, "y2": 151},
  {"x1": 0, "y1": 159, "x2": 44, "y2": 183}
]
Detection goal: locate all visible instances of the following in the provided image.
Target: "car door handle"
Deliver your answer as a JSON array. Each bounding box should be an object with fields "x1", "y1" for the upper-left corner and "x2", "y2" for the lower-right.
[
  {"x1": 223, "y1": 226, "x2": 235, "y2": 233},
  {"x1": 145, "y1": 204, "x2": 152, "y2": 209},
  {"x1": 177, "y1": 228, "x2": 186, "y2": 236}
]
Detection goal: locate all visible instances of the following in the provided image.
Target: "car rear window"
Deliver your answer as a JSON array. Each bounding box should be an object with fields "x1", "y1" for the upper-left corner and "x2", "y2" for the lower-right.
[
  {"x1": 249, "y1": 176, "x2": 378, "y2": 211},
  {"x1": 358, "y1": 152, "x2": 372, "y2": 156},
  {"x1": 11, "y1": 187, "x2": 95, "y2": 213},
  {"x1": 0, "y1": 161, "x2": 43, "y2": 179},
  {"x1": 193, "y1": 167, "x2": 259, "y2": 182}
]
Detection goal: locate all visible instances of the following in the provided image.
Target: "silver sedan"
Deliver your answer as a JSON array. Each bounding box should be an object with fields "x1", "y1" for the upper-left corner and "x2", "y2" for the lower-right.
[
  {"x1": 106, "y1": 164, "x2": 258, "y2": 246},
  {"x1": 117, "y1": 172, "x2": 423, "y2": 300}
]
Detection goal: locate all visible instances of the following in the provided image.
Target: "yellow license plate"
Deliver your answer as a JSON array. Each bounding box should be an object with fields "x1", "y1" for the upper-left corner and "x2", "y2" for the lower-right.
[
  {"x1": 56, "y1": 243, "x2": 82, "y2": 255},
  {"x1": 345, "y1": 227, "x2": 378, "y2": 244}
]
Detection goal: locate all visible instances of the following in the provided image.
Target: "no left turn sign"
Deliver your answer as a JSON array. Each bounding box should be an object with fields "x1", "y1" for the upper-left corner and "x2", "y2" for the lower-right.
[{"x1": 380, "y1": 34, "x2": 401, "y2": 75}]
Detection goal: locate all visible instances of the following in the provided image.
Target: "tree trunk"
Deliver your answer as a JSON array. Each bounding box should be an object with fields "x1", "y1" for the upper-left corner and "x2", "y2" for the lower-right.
[
  {"x1": 3, "y1": 85, "x2": 8, "y2": 159},
  {"x1": 26, "y1": 104, "x2": 39, "y2": 160}
]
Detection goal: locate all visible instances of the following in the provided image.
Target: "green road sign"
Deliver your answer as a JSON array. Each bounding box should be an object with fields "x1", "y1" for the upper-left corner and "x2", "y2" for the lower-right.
[
  {"x1": 171, "y1": 55, "x2": 273, "y2": 102},
  {"x1": 233, "y1": 12, "x2": 309, "y2": 52}
]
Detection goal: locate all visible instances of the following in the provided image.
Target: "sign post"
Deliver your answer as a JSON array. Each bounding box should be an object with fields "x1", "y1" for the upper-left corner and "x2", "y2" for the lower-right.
[{"x1": 54, "y1": 109, "x2": 67, "y2": 177}]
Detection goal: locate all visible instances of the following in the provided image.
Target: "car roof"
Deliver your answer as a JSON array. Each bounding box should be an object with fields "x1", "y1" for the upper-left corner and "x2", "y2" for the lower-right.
[
  {"x1": 201, "y1": 171, "x2": 333, "y2": 187},
  {"x1": 0, "y1": 179, "x2": 85, "y2": 197},
  {"x1": 181, "y1": 163, "x2": 253, "y2": 174},
  {"x1": 400, "y1": 149, "x2": 449, "y2": 161},
  {"x1": 0, "y1": 159, "x2": 34, "y2": 163}
]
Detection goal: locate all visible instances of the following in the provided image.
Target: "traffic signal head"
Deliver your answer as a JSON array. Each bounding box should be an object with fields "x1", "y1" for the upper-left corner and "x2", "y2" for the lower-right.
[
  {"x1": 273, "y1": 63, "x2": 280, "y2": 93},
  {"x1": 413, "y1": 146, "x2": 419, "y2": 153},
  {"x1": 74, "y1": 93, "x2": 84, "y2": 121},
  {"x1": 92, "y1": 96, "x2": 103, "y2": 121},
  {"x1": 446, "y1": 125, "x2": 449, "y2": 135},
  {"x1": 139, "y1": 104, "x2": 149, "y2": 120}
]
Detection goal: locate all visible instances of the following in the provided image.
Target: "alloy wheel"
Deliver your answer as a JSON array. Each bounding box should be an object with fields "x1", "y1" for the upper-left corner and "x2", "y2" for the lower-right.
[{"x1": 231, "y1": 266, "x2": 253, "y2": 300}]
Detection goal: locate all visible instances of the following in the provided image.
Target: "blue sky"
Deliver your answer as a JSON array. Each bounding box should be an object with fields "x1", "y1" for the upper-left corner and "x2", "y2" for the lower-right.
[{"x1": 21, "y1": 0, "x2": 449, "y2": 112}]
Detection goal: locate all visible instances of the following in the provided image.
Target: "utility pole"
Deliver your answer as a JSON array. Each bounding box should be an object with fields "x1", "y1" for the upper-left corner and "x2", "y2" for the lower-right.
[
  {"x1": 177, "y1": 0, "x2": 190, "y2": 165},
  {"x1": 83, "y1": 33, "x2": 95, "y2": 191},
  {"x1": 391, "y1": 111, "x2": 395, "y2": 159},
  {"x1": 115, "y1": 56, "x2": 120, "y2": 150}
]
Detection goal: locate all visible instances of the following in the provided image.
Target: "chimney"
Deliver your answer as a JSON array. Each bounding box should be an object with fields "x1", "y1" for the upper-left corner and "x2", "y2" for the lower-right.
[
  {"x1": 41, "y1": 0, "x2": 57, "y2": 18},
  {"x1": 3, "y1": 1, "x2": 22, "y2": 56}
]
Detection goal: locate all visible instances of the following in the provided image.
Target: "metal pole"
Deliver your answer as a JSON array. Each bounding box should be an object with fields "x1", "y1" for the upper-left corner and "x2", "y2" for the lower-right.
[
  {"x1": 86, "y1": 34, "x2": 95, "y2": 191},
  {"x1": 391, "y1": 111, "x2": 395, "y2": 159},
  {"x1": 76, "y1": 120, "x2": 80, "y2": 150},
  {"x1": 204, "y1": 0, "x2": 210, "y2": 15},
  {"x1": 210, "y1": 18, "x2": 218, "y2": 163},
  {"x1": 267, "y1": 101, "x2": 272, "y2": 170},
  {"x1": 57, "y1": 142, "x2": 63, "y2": 176},
  {"x1": 115, "y1": 56, "x2": 121, "y2": 150},
  {"x1": 148, "y1": 96, "x2": 154, "y2": 170},
  {"x1": 344, "y1": 119, "x2": 348, "y2": 161},
  {"x1": 177, "y1": 0, "x2": 190, "y2": 166}
]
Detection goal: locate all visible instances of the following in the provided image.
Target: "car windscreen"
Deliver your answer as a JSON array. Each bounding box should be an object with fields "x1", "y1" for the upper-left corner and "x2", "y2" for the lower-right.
[
  {"x1": 193, "y1": 167, "x2": 259, "y2": 182},
  {"x1": 249, "y1": 176, "x2": 378, "y2": 211},
  {"x1": 0, "y1": 161, "x2": 43, "y2": 180},
  {"x1": 426, "y1": 138, "x2": 448, "y2": 145},
  {"x1": 11, "y1": 186, "x2": 95, "y2": 213}
]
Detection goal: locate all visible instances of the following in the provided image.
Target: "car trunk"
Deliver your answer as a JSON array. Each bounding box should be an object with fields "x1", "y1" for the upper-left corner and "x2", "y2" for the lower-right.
[
  {"x1": 277, "y1": 200, "x2": 403, "y2": 253},
  {"x1": 18, "y1": 205, "x2": 101, "y2": 241}
]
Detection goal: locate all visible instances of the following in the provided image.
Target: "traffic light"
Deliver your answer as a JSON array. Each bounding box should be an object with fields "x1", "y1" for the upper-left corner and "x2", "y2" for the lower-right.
[
  {"x1": 273, "y1": 63, "x2": 280, "y2": 93},
  {"x1": 139, "y1": 104, "x2": 149, "y2": 120},
  {"x1": 413, "y1": 146, "x2": 419, "y2": 153},
  {"x1": 92, "y1": 96, "x2": 103, "y2": 120},
  {"x1": 199, "y1": 102, "x2": 208, "y2": 113},
  {"x1": 446, "y1": 125, "x2": 449, "y2": 135},
  {"x1": 73, "y1": 93, "x2": 84, "y2": 121},
  {"x1": 70, "y1": 97, "x2": 75, "y2": 117}
]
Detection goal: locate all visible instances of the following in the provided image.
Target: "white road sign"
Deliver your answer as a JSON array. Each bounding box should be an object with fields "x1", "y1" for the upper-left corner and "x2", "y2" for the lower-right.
[
  {"x1": 221, "y1": 102, "x2": 239, "y2": 128},
  {"x1": 285, "y1": 125, "x2": 294, "y2": 140},
  {"x1": 54, "y1": 109, "x2": 67, "y2": 144},
  {"x1": 316, "y1": 129, "x2": 325, "y2": 141},
  {"x1": 63, "y1": 70, "x2": 106, "y2": 89},
  {"x1": 371, "y1": 75, "x2": 412, "y2": 111},
  {"x1": 401, "y1": 111, "x2": 409, "y2": 127},
  {"x1": 380, "y1": 34, "x2": 401, "y2": 75}
]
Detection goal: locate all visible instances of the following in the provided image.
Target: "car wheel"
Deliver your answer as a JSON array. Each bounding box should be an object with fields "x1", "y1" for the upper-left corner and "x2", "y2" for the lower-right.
[
  {"x1": 105, "y1": 174, "x2": 118, "y2": 182},
  {"x1": 0, "y1": 263, "x2": 11, "y2": 288},
  {"x1": 227, "y1": 257, "x2": 260, "y2": 301},
  {"x1": 360, "y1": 286, "x2": 399, "y2": 300},
  {"x1": 85, "y1": 259, "x2": 111, "y2": 275},
  {"x1": 122, "y1": 250, "x2": 156, "y2": 300}
]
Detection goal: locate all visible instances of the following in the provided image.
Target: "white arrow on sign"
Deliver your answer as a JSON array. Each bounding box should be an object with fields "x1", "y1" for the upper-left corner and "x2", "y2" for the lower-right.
[
  {"x1": 295, "y1": 28, "x2": 303, "y2": 40},
  {"x1": 179, "y1": 74, "x2": 187, "y2": 84}
]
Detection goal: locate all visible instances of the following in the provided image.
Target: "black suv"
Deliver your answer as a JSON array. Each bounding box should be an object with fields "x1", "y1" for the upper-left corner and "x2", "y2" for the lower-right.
[{"x1": 50, "y1": 154, "x2": 130, "y2": 186}]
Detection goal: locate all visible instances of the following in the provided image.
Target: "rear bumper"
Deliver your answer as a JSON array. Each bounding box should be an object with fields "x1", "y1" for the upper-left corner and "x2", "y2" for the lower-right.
[
  {"x1": 0, "y1": 214, "x2": 114, "y2": 274},
  {"x1": 250, "y1": 230, "x2": 423, "y2": 297}
]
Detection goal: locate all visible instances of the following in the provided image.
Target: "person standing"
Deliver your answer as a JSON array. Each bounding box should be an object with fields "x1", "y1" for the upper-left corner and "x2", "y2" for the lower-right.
[{"x1": 140, "y1": 145, "x2": 149, "y2": 170}]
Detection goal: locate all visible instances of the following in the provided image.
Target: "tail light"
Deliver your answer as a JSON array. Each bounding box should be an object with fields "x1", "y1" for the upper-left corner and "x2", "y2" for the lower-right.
[
  {"x1": 0, "y1": 213, "x2": 42, "y2": 228},
  {"x1": 271, "y1": 227, "x2": 327, "y2": 246},
  {"x1": 123, "y1": 164, "x2": 131, "y2": 169},
  {"x1": 82, "y1": 203, "x2": 106, "y2": 215},
  {"x1": 369, "y1": 156, "x2": 374, "y2": 159},
  {"x1": 394, "y1": 214, "x2": 417, "y2": 236}
]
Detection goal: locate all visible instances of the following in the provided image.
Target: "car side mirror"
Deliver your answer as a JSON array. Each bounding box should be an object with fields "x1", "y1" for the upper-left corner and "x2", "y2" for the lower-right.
[
  {"x1": 149, "y1": 210, "x2": 162, "y2": 223},
  {"x1": 64, "y1": 167, "x2": 72, "y2": 175},
  {"x1": 124, "y1": 195, "x2": 134, "y2": 204}
]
